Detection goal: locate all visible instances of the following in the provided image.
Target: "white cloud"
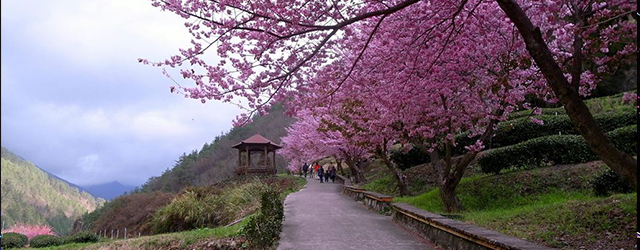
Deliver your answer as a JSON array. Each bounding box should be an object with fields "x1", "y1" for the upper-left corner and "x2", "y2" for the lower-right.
[
  {"x1": 6, "y1": 0, "x2": 192, "y2": 67},
  {"x1": 0, "y1": 0, "x2": 249, "y2": 186}
]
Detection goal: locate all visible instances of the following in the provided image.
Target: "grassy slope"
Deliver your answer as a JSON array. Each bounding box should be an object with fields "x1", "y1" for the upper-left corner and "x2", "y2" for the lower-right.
[
  {"x1": 17, "y1": 218, "x2": 249, "y2": 250},
  {"x1": 393, "y1": 162, "x2": 636, "y2": 249},
  {"x1": 23, "y1": 176, "x2": 306, "y2": 250}
]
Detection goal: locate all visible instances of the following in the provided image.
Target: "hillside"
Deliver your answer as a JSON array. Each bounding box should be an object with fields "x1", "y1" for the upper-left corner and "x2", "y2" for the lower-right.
[
  {"x1": 139, "y1": 103, "x2": 295, "y2": 193},
  {"x1": 81, "y1": 181, "x2": 135, "y2": 200},
  {"x1": 0, "y1": 147, "x2": 105, "y2": 235}
]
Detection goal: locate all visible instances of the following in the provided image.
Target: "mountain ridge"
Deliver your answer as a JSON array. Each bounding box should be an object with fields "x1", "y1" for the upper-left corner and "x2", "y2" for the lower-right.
[
  {"x1": 81, "y1": 181, "x2": 136, "y2": 200},
  {"x1": 1, "y1": 147, "x2": 105, "y2": 234}
]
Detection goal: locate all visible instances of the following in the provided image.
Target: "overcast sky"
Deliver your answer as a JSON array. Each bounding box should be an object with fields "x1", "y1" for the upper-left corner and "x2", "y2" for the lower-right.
[{"x1": 1, "y1": 0, "x2": 245, "y2": 186}]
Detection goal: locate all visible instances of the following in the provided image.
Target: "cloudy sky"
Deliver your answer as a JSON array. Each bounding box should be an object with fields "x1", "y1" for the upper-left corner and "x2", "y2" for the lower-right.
[{"x1": 1, "y1": 0, "x2": 245, "y2": 187}]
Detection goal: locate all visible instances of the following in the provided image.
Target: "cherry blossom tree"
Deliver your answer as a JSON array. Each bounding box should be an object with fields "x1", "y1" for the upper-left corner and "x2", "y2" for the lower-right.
[
  {"x1": 280, "y1": 109, "x2": 369, "y2": 183},
  {"x1": 144, "y1": 0, "x2": 637, "y2": 191}
]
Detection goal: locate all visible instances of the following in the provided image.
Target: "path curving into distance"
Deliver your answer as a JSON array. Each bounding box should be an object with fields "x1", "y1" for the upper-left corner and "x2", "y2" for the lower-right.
[{"x1": 277, "y1": 177, "x2": 441, "y2": 250}]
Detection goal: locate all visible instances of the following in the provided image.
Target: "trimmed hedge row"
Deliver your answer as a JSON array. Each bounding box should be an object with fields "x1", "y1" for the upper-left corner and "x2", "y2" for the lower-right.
[
  {"x1": 508, "y1": 107, "x2": 566, "y2": 120},
  {"x1": 1, "y1": 232, "x2": 28, "y2": 249},
  {"x1": 454, "y1": 110, "x2": 635, "y2": 155},
  {"x1": 64, "y1": 231, "x2": 99, "y2": 244},
  {"x1": 478, "y1": 125, "x2": 637, "y2": 174},
  {"x1": 30, "y1": 235, "x2": 63, "y2": 248},
  {"x1": 492, "y1": 110, "x2": 635, "y2": 148}
]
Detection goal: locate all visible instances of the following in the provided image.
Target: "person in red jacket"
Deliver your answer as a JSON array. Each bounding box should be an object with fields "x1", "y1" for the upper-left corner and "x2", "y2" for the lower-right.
[{"x1": 313, "y1": 162, "x2": 320, "y2": 179}]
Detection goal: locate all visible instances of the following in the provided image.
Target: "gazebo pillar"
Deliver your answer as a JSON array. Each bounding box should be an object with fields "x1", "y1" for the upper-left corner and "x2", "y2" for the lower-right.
[
  {"x1": 246, "y1": 147, "x2": 250, "y2": 175},
  {"x1": 272, "y1": 150, "x2": 276, "y2": 173},
  {"x1": 264, "y1": 146, "x2": 268, "y2": 168}
]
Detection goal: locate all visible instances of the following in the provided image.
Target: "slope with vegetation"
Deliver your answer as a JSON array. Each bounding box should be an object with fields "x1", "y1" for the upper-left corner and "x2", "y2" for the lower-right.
[
  {"x1": 17, "y1": 175, "x2": 305, "y2": 250},
  {"x1": 1, "y1": 147, "x2": 105, "y2": 235},
  {"x1": 358, "y1": 91, "x2": 637, "y2": 250}
]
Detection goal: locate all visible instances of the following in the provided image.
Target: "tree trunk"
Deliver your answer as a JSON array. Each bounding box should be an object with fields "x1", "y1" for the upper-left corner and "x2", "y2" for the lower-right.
[
  {"x1": 377, "y1": 145, "x2": 409, "y2": 196},
  {"x1": 336, "y1": 158, "x2": 345, "y2": 176},
  {"x1": 496, "y1": 0, "x2": 637, "y2": 190},
  {"x1": 440, "y1": 181, "x2": 464, "y2": 213},
  {"x1": 345, "y1": 156, "x2": 366, "y2": 184}
]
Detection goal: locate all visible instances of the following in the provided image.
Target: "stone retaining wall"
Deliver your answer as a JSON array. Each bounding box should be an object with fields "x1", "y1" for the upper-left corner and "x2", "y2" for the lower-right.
[
  {"x1": 336, "y1": 179, "x2": 555, "y2": 250},
  {"x1": 392, "y1": 203, "x2": 556, "y2": 250}
]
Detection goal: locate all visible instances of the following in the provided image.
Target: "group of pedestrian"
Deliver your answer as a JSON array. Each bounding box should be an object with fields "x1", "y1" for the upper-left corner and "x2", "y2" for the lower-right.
[{"x1": 300, "y1": 162, "x2": 337, "y2": 183}]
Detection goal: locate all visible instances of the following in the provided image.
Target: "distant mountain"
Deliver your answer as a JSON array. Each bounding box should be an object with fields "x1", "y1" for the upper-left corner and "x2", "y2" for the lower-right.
[
  {"x1": 82, "y1": 181, "x2": 136, "y2": 200},
  {"x1": 1, "y1": 147, "x2": 105, "y2": 234}
]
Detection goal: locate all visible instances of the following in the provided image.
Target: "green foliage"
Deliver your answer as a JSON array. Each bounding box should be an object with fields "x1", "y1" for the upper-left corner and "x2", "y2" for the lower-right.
[
  {"x1": 508, "y1": 89, "x2": 636, "y2": 120},
  {"x1": 390, "y1": 146, "x2": 430, "y2": 170},
  {"x1": 591, "y1": 170, "x2": 634, "y2": 196},
  {"x1": 1, "y1": 232, "x2": 28, "y2": 249},
  {"x1": 86, "y1": 191, "x2": 175, "y2": 235},
  {"x1": 242, "y1": 190, "x2": 284, "y2": 249},
  {"x1": 30, "y1": 235, "x2": 63, "y2": 248},
  {"x1": 363, "y1": 175, "x2": 399, "y2": 196},
  {"x1": 492, "y1": 111, "x2": 634, "y2": 148},
  {"x1": 65, "y1": 231, "x2": 99, "y2": 243},
  {"x1": 394, "y1": 162, "x2": 608, "y2": 213},
  {"x1": 150, "y1": 181, "x2": 267, "y2": 234},
  {"x1": 1, "y1": 147, "x2": 105, "y2": 235},
  {"x1": 478, "y1": 125, "x2": 637, "y2": 174},
  {"x1": 454, "y1": 109, "x2": 635, "y2": 155}
]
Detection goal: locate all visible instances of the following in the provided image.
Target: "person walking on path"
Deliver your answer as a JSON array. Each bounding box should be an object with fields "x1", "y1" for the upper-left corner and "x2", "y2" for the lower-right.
[
  {"x1": 329, "y1": 166, "x2": 337, "y2": 183},
  {"x1": 324, "y1": 166, "x2": 330, "y2": 183},
  {"x1": 313, "y1": 162, "x2": 320, "y2": 179},
  {"x1": 302, "y1": 163, "x2": 309, "y2": 178},
  {"x1": 318, "y1": 166, "x2": 325, "y2": 183}
]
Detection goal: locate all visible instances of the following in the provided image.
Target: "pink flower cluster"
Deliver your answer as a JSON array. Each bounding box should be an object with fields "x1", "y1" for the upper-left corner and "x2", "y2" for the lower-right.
[
  {"x1": 622, "y1": 92, "x2": 637, "y2": 105},
  {"x1": 1, "y1": 223, "x2": 55, "y2": 240}
]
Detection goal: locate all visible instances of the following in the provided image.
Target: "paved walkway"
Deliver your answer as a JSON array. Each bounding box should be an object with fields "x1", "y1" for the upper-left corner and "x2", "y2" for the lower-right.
[{"x1": 277, "y1": 177, "x2": 440, "y2": 250}]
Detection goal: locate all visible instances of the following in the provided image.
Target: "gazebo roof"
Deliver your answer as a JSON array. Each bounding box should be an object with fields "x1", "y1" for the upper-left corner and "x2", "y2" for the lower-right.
[{"x1": 232, "y1": 134, "x2": 282, "y2": 149}]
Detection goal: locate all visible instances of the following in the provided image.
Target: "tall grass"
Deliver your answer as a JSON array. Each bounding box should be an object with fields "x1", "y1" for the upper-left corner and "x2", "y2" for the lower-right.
[{"x1": 150, "y1": 180, "x2": 268, "y2": 233}]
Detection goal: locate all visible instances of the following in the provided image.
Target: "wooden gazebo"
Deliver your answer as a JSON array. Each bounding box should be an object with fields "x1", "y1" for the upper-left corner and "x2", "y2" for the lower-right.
[{"x1": 232, "y1": 134, "x2": 282, "y2": 176}]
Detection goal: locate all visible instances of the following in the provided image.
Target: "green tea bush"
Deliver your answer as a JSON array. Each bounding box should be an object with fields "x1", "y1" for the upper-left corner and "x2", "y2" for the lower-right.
[
  {"x1": 390, "y1": 146, "x2": 430, "y2": 170},
  {"x1": 242, "y1": 190, "x2": 284, "y2": 249},
  {"x1": 1, "y1": 232, "x2": 28, "y2": 249},
  {"x1": 591, "y1": 170, "x2": 634, "y2": 196},
  {"x1": 478, "y1": 125, "x2": 637, "y2": 174},
  {"x1": 66, "y1": 231, "x2": 99, "y2": 243},
  {"x1": 454, "y1": 110, "x2": 635, "y2": 155},
  {"x1": 30, "y1": 235, "x2": 63, "y2": 248}
]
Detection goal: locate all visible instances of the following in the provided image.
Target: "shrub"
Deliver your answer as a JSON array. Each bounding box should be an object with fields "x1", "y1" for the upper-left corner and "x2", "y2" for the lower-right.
[
  {"x1": 454, "y1": 110, "x2": 635, "y2": 155},
  {"x1": 390, "y1": 146, "x2": 430, "y2": 170},
  {"x1": 242, "y1": 190, "x2": 284, "y2": 249},
  {"x1": 1, "y1": 232, "x2": 28, "y2": 248},
  {"x1": 591, "y1": 170, "x2": 634, "y2": 196},
  {"x1": 66, "y1": 231, "x2": 99, "y2": 243},
  {"x1": 508, "y1": 107, "x2": 566, "y2": 120},
  {"x1": 88, "y1": 191, "x2": 176, "y2": 235},
  {"x1": 151, "y1": 181, "x2": 267, "y2": 234},
  {"x1": 478, "y1": 125, "x2": 637, "y2": 174},
  {"x1": 30, "y1": 235, "x2": 63, "y2": 248}
]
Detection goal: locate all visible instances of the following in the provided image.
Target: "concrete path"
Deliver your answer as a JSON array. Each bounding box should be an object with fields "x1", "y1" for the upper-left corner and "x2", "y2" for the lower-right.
[{"x1": 277, "y1": 177, "x2": 441, "y2": 250}]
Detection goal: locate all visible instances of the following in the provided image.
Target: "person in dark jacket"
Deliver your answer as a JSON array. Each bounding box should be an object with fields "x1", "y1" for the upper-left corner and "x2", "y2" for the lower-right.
[
  {"x1": 318, "y1": 165, "x2": 324, "y2": 183},
  {"x1": 329, "y1": 166, "x2": 337, "y2": 183},
  {"x1": 324, "y1": 167, "x2": 330, "y2": 183},
  {"x1": 302, "y1": 163, "x2": 309, "y2": 178}
]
